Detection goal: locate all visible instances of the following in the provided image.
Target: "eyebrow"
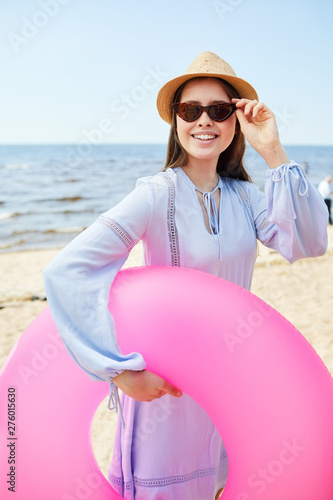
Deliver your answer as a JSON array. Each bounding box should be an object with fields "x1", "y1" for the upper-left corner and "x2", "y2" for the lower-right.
[{"x1": 183, "y1": 99, "x2": 230, "y2": 104}]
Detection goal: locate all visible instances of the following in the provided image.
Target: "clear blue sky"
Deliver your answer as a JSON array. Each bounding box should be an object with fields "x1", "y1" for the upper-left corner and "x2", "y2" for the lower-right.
[{"x1": 1, "y1": 0, "x2": 332, "y2": 145}]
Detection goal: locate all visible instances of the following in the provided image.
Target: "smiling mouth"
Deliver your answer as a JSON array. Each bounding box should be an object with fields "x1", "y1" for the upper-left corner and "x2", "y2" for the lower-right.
[{"x1": 192, "y1": 134, "x2": 218, "y2": 141}]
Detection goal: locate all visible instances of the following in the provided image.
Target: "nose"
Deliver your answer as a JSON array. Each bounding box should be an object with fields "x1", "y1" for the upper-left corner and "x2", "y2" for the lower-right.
[{"x1": 197, "y1": 110, "x2": 213, "y2": 127}]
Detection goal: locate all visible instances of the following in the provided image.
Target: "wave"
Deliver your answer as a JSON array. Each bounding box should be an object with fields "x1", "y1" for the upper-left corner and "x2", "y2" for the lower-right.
[
  {"x1": 0, "y1": 208, "x2": 94, "y2": 221},
  {"x1": 11, "y1": 227, "x2": 85, "y2": 235},
  {"x1": 44, "y1": 226, "x2": 85, "y2": 234},
  {"x1": 59, "y1": 196, "x2": 83, "y2": 202},
  {"x1": 12, "y1": 229, "x2": 38, "y2": 236},
  {"x1": 37, "y1": 196, "x2": 85, "y2": 203},
  {"x1": 0, "y1": 212, "x2": 18, "y2": 220},
  {"x1": 0, "y1": 239, "x2": 26, "y2": 250},
  {"x1": 3, "y1": 164, "x2": 29, "y2": 170},
  {"x1": 63, "y1": 209, "x2": 94, "y2": 214}
]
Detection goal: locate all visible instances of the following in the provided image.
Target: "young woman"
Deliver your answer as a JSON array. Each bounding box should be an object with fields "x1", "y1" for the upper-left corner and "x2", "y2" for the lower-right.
[{"x1": 43, "y1": 52, "x2": 328, "y2": 500}]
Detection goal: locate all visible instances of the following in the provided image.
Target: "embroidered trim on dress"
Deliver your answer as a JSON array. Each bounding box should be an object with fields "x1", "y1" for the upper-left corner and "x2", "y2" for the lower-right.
[
  {"x1": 164, "y1": 175, "x2": 180, "y2": 267},
  {"x1": 235, "y1": 184, "x2": 256, "y2": 233},
  {"x1": 133, "y1": 467, "x2": 217, "y2": 488},
  {"x1": 258, "y1": 218, "x2": 270, "y2": 234},
  {"x1": 108, "y1": 474, "x2": 123, "y2": 486},
  {"x1": 98, "y1": 215, "x2": 134, "y2": 250},
  {"x1": 108, "y1": 451, "x2": 228, "y2": 490}
]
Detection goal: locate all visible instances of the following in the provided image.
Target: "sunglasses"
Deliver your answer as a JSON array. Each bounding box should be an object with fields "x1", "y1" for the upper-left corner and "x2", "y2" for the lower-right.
[{"x1": 172, "y1": 101, "x2": 237, "y2": 122}]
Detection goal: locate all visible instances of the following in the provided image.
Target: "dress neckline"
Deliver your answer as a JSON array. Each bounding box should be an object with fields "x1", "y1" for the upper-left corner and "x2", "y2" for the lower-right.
[
  {"x1": 172, "y1": 167, "x2": 223, "y2": 260},
  {"x1": 174, "y1": 167, "x2": 223, "y2": 194}
]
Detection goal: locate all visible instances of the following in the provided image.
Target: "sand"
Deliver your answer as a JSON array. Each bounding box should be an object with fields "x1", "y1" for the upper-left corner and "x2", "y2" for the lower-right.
[{"x1": 1, "y1": 227, "x2": 332, "y2": 478}]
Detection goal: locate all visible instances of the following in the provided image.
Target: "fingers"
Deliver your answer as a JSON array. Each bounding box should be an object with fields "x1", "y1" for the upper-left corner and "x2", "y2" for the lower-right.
[
  {"x1": 138, "y1": 381, "x2": 182, "y2": 401},
  {"x1": 114, "y1": 370, "x2": 183, "y2": 402},
  {"x1": 232, "y1": 98, "x2": 268, "y2": 118},
  {"x1": 155, "y1": 374, "x2": 182, "y2": 398},
  {"x1": 149, "y1": 371, "x2": 182, "y2": 398},
  {"x1": 162, "y1": 381, "x2": 183, "y2": 398}
]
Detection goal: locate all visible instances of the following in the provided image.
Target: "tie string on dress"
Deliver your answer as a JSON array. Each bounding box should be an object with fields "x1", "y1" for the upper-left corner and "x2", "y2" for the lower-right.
[
  {"x1": 108, "y1": 382, "x2": 125, "y2": 428},
  {"x1": 197, "y1": 185, "x2": 223, "y2": 261}
]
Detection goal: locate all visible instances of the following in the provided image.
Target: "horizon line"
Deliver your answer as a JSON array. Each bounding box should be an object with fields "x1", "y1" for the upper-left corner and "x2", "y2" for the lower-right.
[{"x1": 1, "y1": 142, "x2": 333, "y2": 148}]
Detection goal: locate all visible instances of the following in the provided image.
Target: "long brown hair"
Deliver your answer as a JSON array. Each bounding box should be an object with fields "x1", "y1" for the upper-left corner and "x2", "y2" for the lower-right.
[{"x1": 163, "y1": 77, "x2": 252, "y2": 183}]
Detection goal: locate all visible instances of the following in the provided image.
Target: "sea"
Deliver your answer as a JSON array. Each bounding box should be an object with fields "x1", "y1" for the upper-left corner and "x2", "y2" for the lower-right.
[{"x1": 1, "y1": 144, "x2": 332, "y2": 253}]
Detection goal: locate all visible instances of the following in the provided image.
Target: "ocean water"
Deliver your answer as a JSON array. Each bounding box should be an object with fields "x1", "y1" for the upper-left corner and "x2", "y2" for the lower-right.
[{"x1": 0, "y1": 143, "x2": 332, "y2": 253}]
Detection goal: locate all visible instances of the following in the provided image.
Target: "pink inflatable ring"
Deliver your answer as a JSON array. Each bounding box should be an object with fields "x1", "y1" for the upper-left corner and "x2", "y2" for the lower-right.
[{"x1": 1, "y1": 266, "x2": 333, "y2": 500}]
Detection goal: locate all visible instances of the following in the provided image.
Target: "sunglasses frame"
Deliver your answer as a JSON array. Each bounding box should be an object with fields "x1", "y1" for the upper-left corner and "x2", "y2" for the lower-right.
[{"x1": 172, "y1": 101, "x2": 237, "y2": 123}]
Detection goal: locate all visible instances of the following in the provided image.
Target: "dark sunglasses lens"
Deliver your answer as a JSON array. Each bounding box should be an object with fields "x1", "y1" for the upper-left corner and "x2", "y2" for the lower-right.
[
  {"x1": 209, "y1": 104, "x2": 233, "y2": 121},
  {"x1": 174, "y1": 103, "x2": 235, "y2": 122},
  {"x1": 179, "y1": 103, "x2": 200, "y2": 122}
]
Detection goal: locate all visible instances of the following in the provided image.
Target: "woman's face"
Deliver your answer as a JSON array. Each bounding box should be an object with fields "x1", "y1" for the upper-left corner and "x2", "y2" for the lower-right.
[{"x1": 176, "y1": 78, "x2": 237, "y2": 166}]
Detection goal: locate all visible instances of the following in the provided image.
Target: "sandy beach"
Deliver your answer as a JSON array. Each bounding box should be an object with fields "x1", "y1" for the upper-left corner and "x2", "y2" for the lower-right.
[{"x1": 1, "y1": 227, "x2": 332, "y2": 478}]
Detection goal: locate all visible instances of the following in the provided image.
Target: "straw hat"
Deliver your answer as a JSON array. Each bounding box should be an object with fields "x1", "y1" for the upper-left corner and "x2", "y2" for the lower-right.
[{"x1": 157, "y1": 51, "x2": 258, "y2": 124}]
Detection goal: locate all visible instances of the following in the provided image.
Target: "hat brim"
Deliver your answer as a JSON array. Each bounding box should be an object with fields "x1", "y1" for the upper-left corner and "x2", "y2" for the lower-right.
[{"x1": 156, "y1": 73, "x2": 258, "y2": 124}]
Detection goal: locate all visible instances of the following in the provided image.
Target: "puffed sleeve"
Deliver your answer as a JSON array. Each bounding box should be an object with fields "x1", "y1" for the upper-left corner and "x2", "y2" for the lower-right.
[
  {"x1": 247, "y1": 161, "x2": 328, "y2": 263},
  {"x1": 43, "y1": 178, "x2": 154, "y2": 384}
]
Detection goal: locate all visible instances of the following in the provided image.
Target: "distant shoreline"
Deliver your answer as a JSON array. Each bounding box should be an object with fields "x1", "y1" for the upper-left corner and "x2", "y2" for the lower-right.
[{"x1": 1, "y1": 143, "x2": 333, "y2": 147}]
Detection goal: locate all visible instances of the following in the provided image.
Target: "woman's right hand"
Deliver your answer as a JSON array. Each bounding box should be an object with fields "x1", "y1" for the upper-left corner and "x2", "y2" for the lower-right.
[{"x1": 112, "y1": 369, "x2": 183, "y2": 402}]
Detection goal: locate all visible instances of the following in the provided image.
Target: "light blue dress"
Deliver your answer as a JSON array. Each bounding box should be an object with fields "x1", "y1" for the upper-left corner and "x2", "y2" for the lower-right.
[{"x1": 43, "y1": 162, "x2": 328, "y2": 500}]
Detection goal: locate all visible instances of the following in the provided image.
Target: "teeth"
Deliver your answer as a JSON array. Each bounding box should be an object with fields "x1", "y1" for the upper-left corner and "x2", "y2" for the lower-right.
[{"x1": 193, "y1": 134, "x2": 216, "y2": 140}]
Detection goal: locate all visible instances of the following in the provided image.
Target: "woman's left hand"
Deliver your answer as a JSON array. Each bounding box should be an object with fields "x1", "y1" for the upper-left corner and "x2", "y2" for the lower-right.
[{"x1": 232, "y1": 98, "x2": 289, "y2": 169}]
